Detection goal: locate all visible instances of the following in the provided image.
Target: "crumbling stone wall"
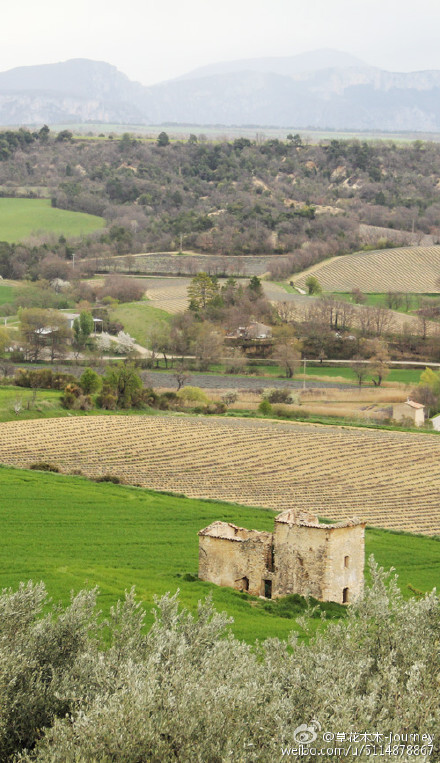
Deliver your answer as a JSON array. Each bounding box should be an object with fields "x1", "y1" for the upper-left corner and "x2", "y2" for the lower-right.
[
  {"x1": 198, "y1": 522, "x2": 272, "y2": 597},
  {"x1": 198, "y1": 513, "x2": 365, "y2": 603},
  {"x1": 273, "y1": 518, "x2": 365, "y2": 603},
  {"x1": 322, "y1": 525, "x2": 365, "y2": 603}
]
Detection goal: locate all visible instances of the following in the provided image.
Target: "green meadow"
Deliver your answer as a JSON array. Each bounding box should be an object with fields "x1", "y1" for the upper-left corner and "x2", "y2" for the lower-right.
[
  {"x1": 110, "y1": 300, "x2": 172, "y2": 345},
  {"x1": 0, "y1": 465, "x2": 439, "y2": 643},
  {"x1": 0, "y1": 198, "x2": 104, "y2": 242},
  {"x1": 302, "y1": 364, "x2": 424, "y2": 386},
  {"x1": 0, "y1": 281, "x2": 16, "y2": 306},
  {"x1": 0, "y1": 386, "x2": 65, "y2": 422}
]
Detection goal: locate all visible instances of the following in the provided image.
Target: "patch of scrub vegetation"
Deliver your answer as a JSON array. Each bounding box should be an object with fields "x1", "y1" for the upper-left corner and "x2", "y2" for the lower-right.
[
  {"x1": 259, "y1": 592, "x2": 346, "y2": 620},
  {"x1": 0, "y1": 465, "x2": 439, "y2": 644},
  {"x1": 0, "y1": 198, "x2": 104, "y2": 242}
]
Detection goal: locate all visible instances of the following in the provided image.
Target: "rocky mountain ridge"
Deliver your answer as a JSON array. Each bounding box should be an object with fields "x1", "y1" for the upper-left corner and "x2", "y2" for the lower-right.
[{"x1": 1, "y1": 52, "x2": 440, "y2": 130}]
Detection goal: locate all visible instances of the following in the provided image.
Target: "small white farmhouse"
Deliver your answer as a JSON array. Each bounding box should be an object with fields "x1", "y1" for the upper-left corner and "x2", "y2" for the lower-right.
[{"x1": 392, "y1": 399, "x2": 425, "y2": 427}]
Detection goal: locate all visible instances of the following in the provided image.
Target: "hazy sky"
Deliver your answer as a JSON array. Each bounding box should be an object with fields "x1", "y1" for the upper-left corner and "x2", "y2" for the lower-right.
[{"x1": 2, "y1": 0, "x2": 440, "y2": 84}]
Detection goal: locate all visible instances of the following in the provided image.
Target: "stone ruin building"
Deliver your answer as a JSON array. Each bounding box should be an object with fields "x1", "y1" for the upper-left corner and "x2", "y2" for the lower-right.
[{"x1": 198, "y1": 509, "x2": 365, "y2": 604}]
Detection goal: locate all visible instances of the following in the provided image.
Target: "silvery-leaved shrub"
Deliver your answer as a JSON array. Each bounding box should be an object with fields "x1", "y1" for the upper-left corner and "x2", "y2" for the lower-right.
[{"x1": 1, "y1": 559, "x2": 438, "y2": 762}]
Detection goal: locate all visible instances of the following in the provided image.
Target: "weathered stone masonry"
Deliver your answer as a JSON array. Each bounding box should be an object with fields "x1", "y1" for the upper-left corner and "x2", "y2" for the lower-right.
[{"x1": 198, "y1": 509, "x2": 365, "y2": 604}]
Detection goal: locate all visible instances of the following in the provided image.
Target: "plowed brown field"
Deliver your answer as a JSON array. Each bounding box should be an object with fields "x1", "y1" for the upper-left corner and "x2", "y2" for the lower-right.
[
  {"x1": 1, "y1": 415, "x2": 439, "y2": 535},
  {"x1": 295, "y1": 246, "x2": 440, "y2": 293}
]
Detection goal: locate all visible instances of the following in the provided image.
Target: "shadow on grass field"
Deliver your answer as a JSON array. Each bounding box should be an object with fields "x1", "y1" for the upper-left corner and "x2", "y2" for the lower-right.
[{"x1": 0, "y1": 465, "x2": 439, "y2": 643}]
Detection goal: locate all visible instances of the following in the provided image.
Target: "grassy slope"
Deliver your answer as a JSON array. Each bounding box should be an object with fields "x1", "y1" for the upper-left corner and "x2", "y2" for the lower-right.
[
  {"x1": 0, "y1": 198, "x2": 104, "y2": 242},
  {"x1": 0, "y1": 386, "x2": 64, "y2": 422},
  {"x1": 110, "y1": 300, "x2": 171, "y2": 345},
  {"x1": 0, "y1": 465, "x2": 439, "y2": 643},
  {"x1": 0, "y1": 282, "x2": 16, "y2": 306}
]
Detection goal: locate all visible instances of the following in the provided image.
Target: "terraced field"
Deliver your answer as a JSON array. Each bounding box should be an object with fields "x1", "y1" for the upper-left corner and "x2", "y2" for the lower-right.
[
  {"x1": 295, "y1": 246, "x2": 440, "y2": 293},
  {"x1": 98, "y1": 253, "x2": 273, "y2": 277},
  {"x1": 1, "y1": 415, "x2": 440, "y2": 535}
]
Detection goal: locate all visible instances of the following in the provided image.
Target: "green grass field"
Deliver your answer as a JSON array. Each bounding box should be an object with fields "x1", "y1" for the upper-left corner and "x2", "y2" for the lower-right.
[
  {"x1": 327, "y1": 291, "x2": 440, "y2": 313},
  {"x1": 273, "y1": 281, "x2": 299, "y2": 294},
  {"x1": 0, "y1": 465, "x2": 438, "y2": 642},
  {"x1": 303, "y1": 364, "x2": 423, "y2": 386},
  {"x1": 0, "y1": 198, "x2": 104, "y2": 242},
  {"x1": 0, "y1": 385, "x2": 64, "y2": 422},
  {"x1": 208, "y1": 363, "x2": 423, "y2": 386},
  {"x1": 110, "y1": 300, "x2": 172, "y2": 345},
  {"x1": 0, "y1": 281, "x2": 16, "y2": 306}
]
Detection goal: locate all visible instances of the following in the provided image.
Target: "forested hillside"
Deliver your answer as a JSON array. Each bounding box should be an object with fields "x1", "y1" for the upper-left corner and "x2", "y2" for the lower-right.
[{"x1": 1, "y1": 129, "x2": 440, "y2": 279}]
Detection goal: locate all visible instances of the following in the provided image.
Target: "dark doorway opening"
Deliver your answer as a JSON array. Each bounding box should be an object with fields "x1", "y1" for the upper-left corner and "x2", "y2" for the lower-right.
[
  {"x1": 241, "y1": 577, "x2": 249, "y2": 592},
  {"x1": 264, "y1": 580, "x2": 272, "y2": 599},
  {"x1": 342, "y1": 587, "x2": 349, "y2": 604}
]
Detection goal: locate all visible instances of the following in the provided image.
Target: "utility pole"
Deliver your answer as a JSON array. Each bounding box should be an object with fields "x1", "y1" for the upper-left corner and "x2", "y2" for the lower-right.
[
  {"x1": 303, "y1": 357, "x2": 306, "y2": 390},
  {"x1": 72, "y1": 252, "x2": 75, "y2": 270}
]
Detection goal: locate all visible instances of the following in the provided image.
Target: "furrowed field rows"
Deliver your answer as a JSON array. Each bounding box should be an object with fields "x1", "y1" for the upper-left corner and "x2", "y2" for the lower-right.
[
  {"x1": 1, "y1": 416, "x2": 440, "y2": 535},
  {"x1": 295, "y1": 246, "x2": 440, "y2": 293},
  {"x1": 144, "y1": 277, "x2": 191, "y2": 313}
]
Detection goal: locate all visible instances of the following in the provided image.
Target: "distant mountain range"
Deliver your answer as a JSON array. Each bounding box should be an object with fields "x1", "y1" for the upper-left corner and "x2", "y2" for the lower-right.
[{"x1": 1, "y1": 50, "x2": 440, "y2": 131}]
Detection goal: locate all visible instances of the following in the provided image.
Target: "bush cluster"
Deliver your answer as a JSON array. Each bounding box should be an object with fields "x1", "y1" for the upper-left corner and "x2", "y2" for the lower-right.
[
  {"x1": 14, "y1": 368, "x2": 76, "y2": 390},
  {"x1": 272, "y1": 405, "x2": 310, "y2": 420},
  {"x1": 60, "y1": 383, "x2": 92, "y2": 411},
  {"x1": 263, "y1": 388, "x2": 294, "y2": 404},
  {"x1": 29, "y1": 462, "x2": 60, "y2": 473}
]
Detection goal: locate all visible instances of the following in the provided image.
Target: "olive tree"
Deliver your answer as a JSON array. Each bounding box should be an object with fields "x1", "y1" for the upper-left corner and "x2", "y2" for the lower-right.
[{"x1": 3, "y1": 563, "x2": 439, "y2": 762}]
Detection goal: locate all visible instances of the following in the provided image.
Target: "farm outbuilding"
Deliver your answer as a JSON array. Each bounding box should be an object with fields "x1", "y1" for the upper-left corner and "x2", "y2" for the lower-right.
[
  {"x1": 392, "y1": 400, "x2": 425, "y2": 427},
  {"x1": 431, "y1": 414, "x2": 440, "y2": 431},
  {"x1": 198, "y1": 510, "x2": 365, "y2": 604}
]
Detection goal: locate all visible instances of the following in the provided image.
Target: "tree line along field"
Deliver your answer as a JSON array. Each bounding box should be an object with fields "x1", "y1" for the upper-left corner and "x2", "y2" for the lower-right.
[
  {"x1": 0, "y1": 198, "x2": 104, "y2": 242},
  {"x1": 0, "y1": 464, "x2": 439, "y2": 644},
  {"x1": 262, "y1": 280, "x2": 438, "y2": 336},
  {"x1": 1, "y1": 414, "x2": 440, "y2": 535},
  {"x1": 294, "y1": 245, "x2": 440, "y2": 294}
]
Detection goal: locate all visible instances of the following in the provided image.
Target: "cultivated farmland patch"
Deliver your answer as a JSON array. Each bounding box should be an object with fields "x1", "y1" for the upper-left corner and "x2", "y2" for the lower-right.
[
  {"x1": 295, "y1": 246, "x2": 440, "y2": 293},
  {"x1": 143, "y1": 277, "x2": 191, "y2": 313},
  {"x1": 1, "y1": 415, "x2": 440, "y2": 535}
]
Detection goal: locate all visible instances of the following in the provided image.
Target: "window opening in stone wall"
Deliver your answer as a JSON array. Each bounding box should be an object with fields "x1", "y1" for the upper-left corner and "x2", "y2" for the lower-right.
[
  {"x1": 342, "y1": 587, "x2": 349, "y2": 604},
  {"x1": 344, "y1": 555, "x2": 350, "y2": 568},
  {"x1": 264, "y1": 579, "x2": 272, "y2": 599}
]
